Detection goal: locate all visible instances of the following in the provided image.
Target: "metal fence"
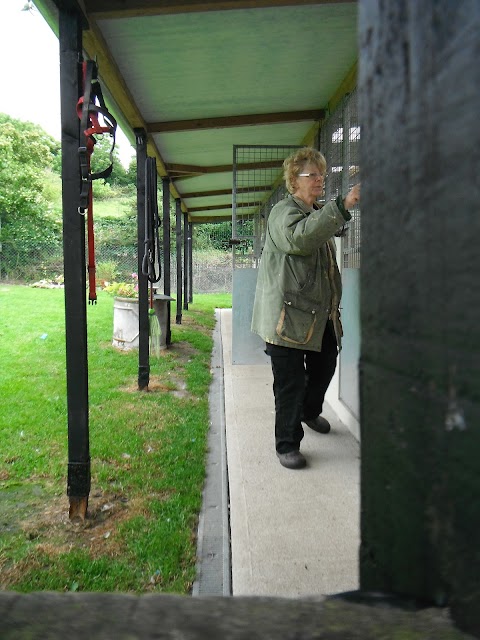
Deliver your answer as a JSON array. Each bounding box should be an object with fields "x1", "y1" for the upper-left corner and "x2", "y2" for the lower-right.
[
  {"x1": 232, "y1": 144, "x2": 299, "y2": 268},
  {"x1": 321, "y1": 89, "x2": 361, "y2": 268},
  {"x1": 229, "y1": 92, "x2": 361, "y2": 270},
  {"x1": 2, "y1": 93, "x2": 360, "y2": 288},
  {"x1": 1, "y1": 228, "x2": 233, "y2": 294}
]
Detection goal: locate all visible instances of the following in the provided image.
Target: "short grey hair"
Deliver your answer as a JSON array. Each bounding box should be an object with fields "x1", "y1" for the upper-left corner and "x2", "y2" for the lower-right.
[{"x1": 283, "y1": 147, "x2": 327, "y2": 194}]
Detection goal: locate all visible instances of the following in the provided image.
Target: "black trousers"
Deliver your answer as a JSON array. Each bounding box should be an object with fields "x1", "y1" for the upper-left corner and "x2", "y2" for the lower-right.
[{"x1": 265, "y1": 321, "x2": 338, "y2": 454}]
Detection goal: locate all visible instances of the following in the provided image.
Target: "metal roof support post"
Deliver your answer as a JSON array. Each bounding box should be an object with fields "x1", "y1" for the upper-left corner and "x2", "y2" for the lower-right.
[
  {"x1": 175, "y1": 198, "x2": 183, "y2": 324},
  {"x1": 135, "y1": 129, "x2": 149, "y2": 390},
  {"x1": 59, "y1": 7, "x2": 90, "y2": 521},
  {"x1": 162, "y1": 177, "x2": 172, "y2": 345},
  {"x1": 183, "y1": 212, "x2": 189, "y2": 310},
  {"x1": 188, "y1": 221, "x2": 193, "y2": 303},
  {"x1": 314, "y1": 125, "x2": 322, "y2": 152},
  {"x1": 342, "y1": 98, "x2": 351, "y2": 196}
]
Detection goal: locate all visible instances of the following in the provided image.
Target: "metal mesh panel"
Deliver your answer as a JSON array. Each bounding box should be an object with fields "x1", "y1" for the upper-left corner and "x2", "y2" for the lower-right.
[
  {"x1": 232, "y1": 145, "x2": 300, "y2": 268},
  {"x1": 234, "y1": 96, "x2": 361, "y2": 272},
  {"x1": 320, "y1": 90, "x2": 361, "y2": 268}
]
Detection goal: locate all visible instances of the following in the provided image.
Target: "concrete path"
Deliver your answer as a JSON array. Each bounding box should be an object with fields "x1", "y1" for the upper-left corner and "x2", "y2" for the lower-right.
[{"x1": 221, "y1": 308, "x2": 361, "y2": 597}]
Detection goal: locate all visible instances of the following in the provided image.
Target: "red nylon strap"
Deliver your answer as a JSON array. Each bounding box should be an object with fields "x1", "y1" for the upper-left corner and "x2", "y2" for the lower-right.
[
  {"x1": 77, "y1": 98, "x2": 112, "y2": 138},
  {"x1": 77, "y1": 59, "x2": 117, "y2": 304}
]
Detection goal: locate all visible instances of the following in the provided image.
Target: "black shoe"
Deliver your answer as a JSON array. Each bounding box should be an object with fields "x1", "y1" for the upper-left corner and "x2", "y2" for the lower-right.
[
  {"x1": 303, "y1": 416, "x2": 331, "y2": 434},
  {"x1": 276, "y1": 450, "x2": 306, "y2": 469}
]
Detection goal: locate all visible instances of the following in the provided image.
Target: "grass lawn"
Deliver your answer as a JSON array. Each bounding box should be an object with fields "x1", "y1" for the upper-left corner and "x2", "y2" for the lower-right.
[
  {"x1": 0, "y1": 284, "x2": 231, "y2": 594},
  {"x1": 94, "y1": 193, "x2": 135, "y2": 218}
]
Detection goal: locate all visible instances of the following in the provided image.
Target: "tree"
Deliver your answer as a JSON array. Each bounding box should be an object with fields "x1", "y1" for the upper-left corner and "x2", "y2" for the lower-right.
[
  {"x1": 0, "y1": 114, "x2": 61, "y2": 277},
  {"x1": 194, "y1": 220, "x2": 233, "y2": 251},
  {"x1": 89, "y1": 134, "x2": 133, "y2": 187}
]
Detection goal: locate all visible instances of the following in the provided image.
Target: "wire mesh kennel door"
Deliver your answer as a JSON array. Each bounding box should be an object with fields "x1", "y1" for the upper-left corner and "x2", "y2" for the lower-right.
[
  {"x1": 230, "y1": 145, "x2": 300, "y2": 364},
  {"x1": 231, "y1": 145, "x2": 301, "y2": 270}
]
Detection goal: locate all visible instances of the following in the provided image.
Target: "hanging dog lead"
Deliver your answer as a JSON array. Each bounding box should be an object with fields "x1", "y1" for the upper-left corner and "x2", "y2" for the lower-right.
[
  {"x1": 142, "y1": 156, "x2": 162, "y2": 284},
  {"x1": 77, "y1": 59, "x2": 117, "y2": 304}
]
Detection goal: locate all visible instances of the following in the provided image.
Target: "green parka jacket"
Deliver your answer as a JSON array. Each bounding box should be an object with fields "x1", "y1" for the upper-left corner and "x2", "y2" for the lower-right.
[{"x1": 251, "y1": 194, "x2": 351, "y2": 352}]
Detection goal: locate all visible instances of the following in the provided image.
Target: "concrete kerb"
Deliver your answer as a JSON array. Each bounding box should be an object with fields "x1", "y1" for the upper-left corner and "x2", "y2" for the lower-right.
[{"x1": 192, "y1": 309, "x2": 231, "y2": 596}]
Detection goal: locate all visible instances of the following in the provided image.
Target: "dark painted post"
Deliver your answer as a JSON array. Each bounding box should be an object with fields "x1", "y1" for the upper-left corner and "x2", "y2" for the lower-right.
[
  {"x1": 188, "y1": 221, "x2": 193, "y2": 303},
  {"x1": 59, "y1": 7, "x2": 90, "y2": 520},
  {"x1": 162, "y1": 177, "x2": 171, "y2": 345},
  {"x1": 183, "y1": 212, "x2": 189, "y2": 310},
  {"x1": 175, "y1": 198, "x2": 183, "y2": 324},
  {"x1": 134, "y1": 129, "x2": 149, "y2": 390},
  {"x1": 358, "y1": 1, "x2": 480, "y2": 635}
]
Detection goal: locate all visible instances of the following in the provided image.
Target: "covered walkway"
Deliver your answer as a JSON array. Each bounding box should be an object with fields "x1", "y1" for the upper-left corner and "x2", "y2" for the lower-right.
[{"x1": 195, "y1": 308, "x2": 360, "y2": 597}]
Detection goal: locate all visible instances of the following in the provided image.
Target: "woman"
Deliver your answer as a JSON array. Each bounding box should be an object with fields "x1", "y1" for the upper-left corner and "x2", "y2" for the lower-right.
[{"x1": 251, "y1": 147, "x2": 360, "y2": 469}]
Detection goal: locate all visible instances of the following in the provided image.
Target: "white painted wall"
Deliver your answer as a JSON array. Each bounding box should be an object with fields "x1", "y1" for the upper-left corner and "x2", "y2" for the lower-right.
[{"x1": 325, "y1": 237, "x2": 360, "y2": 442}]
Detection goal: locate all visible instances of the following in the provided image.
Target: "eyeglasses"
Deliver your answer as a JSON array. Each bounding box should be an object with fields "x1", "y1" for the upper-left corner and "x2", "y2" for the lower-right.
[{"x1": 297, "y1": 172, "x2": 326, "y2": 180}]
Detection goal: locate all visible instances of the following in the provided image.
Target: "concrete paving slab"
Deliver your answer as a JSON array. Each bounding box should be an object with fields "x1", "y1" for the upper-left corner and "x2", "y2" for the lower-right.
[{"x1": 220, "y1": 308, "x2": 361, "y2": 598}]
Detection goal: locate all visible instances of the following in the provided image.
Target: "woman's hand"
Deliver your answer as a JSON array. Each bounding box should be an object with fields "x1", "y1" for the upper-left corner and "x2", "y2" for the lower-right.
[{"x1": 344, "y1": 183, "x2": 360, "y2": 210}]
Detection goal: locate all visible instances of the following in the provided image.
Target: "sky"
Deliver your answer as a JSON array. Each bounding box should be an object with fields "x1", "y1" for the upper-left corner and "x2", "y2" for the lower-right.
[{"x1": 0, "y1": 1, "x2": 135, "y2": 167}]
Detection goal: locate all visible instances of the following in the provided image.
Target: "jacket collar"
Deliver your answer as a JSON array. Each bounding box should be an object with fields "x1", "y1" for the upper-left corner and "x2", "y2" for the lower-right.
[{"x1": 290, "y1": 194, "x2": 319, "y2": 215}]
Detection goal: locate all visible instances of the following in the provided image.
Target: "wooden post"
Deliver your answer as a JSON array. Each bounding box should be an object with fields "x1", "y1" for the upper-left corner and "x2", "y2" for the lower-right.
[
  {"x1": 359, "y1": 1, "x2": 480, "y2": 634},
  {"x1": 59, "y1": 6, "x2": 90, "y2": 521},
  {"x1": 188, "y1": 221, "x2": 193, "y2": 303},
  {"x1": 175, "y1": 198, "x2": 183, "y2": 324},
  {"x1": 135, "y1": 129, "x2": 149, "y2": 390},
  {"x1": 183, "y1": 212, "x2": 189, "y2": 310},
  {"x1": 162, "y1": 177, "x2": 172, "y2": 345}
]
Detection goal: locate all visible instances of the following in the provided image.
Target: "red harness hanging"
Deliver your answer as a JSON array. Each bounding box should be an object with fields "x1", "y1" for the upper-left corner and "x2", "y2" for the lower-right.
[{"x1": 77, "y1": 60, "x2": 117, "y2": 304}]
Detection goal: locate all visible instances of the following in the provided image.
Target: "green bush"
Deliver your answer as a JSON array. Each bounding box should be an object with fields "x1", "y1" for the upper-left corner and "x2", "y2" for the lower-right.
[{"x1": 96, "y1": 260, "x2": 119, "y2": 283}]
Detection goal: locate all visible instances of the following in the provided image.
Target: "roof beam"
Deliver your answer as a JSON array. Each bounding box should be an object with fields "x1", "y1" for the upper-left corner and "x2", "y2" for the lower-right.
[
  {"x1": 189, "y1": 202, "x2": 258, "y2": 212},
  {"x1": 189, "y1": 214, "x2": 239, "y2": 223},
  {"x1": 148, "y1": 110, "x2": 325, "y2": 133},
  {"x1": 167, "y1": 160, "x2": 284, "y2": 178},
  {"x1": 181, "y1": 186, "x2": 272, "y2": 198},
  {"x1": 85, "y1": 0, "x2": 356, "y2": 20}
]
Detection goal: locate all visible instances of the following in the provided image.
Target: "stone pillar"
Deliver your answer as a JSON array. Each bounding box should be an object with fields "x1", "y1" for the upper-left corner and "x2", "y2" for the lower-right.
[{"x1": 358, "y1": 1, "x2": 480, "y2": 635}]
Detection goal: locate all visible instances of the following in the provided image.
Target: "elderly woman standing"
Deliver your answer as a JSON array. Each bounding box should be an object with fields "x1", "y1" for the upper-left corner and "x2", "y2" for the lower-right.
[{"x1": 251, "y1": 147, "x2": 360, "y2": 469}]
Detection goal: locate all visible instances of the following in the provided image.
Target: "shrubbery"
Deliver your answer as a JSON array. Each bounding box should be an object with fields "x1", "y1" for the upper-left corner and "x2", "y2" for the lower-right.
[{"x1": 0, "y1": 113, "x2": 234, "y2": 292}]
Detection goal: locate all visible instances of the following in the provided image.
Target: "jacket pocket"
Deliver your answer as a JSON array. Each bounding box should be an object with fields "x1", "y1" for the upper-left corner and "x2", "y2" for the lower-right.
[{"x1": 275, "y1": 291, "x2": 318, "y2": 345}]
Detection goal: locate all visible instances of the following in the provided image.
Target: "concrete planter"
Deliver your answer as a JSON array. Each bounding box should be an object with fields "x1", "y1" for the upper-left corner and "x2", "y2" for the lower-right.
[{"x1": 112, "y1": 297, "x2": 139, "y2": 350}]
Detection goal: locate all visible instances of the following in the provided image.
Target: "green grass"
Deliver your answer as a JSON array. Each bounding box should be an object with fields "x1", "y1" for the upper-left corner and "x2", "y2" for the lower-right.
[
  {"x1": 94, "y1": 194, "x2": 134, "y2": 218},
  {"x1": 0, "y1": 284, "x2": 231, "y2": 594}
]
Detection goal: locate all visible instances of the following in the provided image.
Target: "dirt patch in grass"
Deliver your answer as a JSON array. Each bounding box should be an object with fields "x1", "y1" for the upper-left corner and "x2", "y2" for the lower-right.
[
  {"x1": 121, "y1": 373, "x2": 188, "y2": 398},
  {"x1": 121, "y1": 341, "x2": 199, "y2": 398},
  {"x1": 0, "y1": 486, "x2": 160, "y2": 588}
]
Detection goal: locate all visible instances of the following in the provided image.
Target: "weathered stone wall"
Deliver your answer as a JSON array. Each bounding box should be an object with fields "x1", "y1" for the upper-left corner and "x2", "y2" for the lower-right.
[
  {"x1": 358, "y1": 1, "x2": 480, "y2": 636},
  {"x1": 0, "y1": 592, "x2": 475, "y2": 639}
]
